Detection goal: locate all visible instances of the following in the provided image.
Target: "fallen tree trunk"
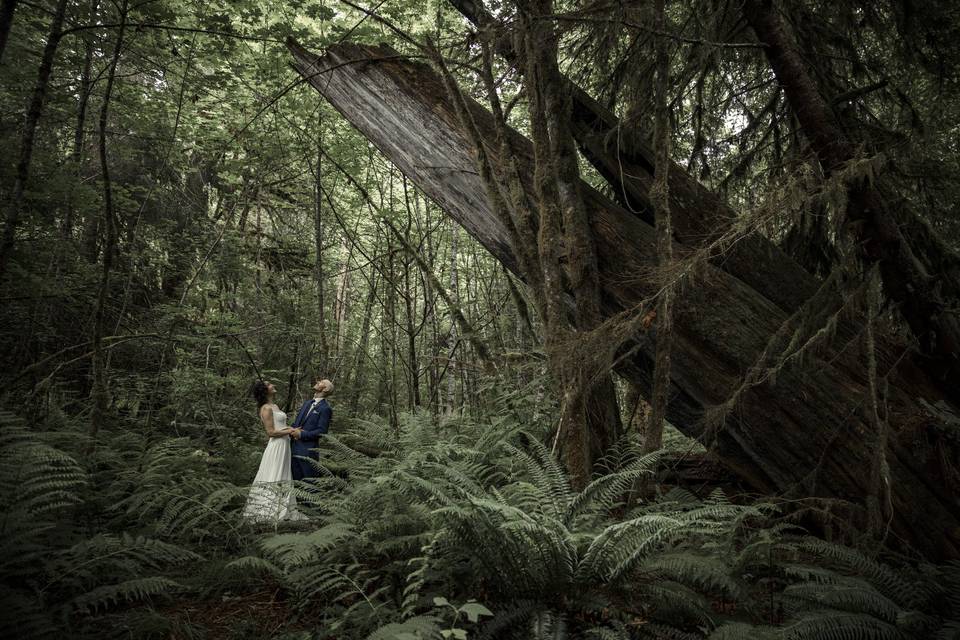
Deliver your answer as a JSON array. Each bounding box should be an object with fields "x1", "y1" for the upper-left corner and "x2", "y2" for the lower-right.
[
  {"x1": 446, "y1": 0, "x2": 818, "y2": 317},
  {"x1": 288, "y1": 39, "x2": 960, "y2": 560}
]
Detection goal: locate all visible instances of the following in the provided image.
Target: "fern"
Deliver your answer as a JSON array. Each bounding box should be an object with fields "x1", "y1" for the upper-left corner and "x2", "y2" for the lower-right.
[
  {"x1": 785, "y1": 580, "x2": 902, "y2": 622},
  {"x1": 784, "y1": 612, "x2": 908, "y2": 640},
  {"x1": 225, "y1": 554, "x2": 284, "y2": 577},
  {"x1": 258, "y1": 522, "x2": 356, "y2": 568},
  {"x1": 638, "y1": 623, "x2": 705, "y2": 640},
  {"x1": 642, "y1": 552, "x2": 743, "y2": 600},
  {"x1": 709, "y1": 622, "x2": 780, "y2": 639},
  {"x1": 0, "y1": 586, "x2": 59, "y2": 640},
  {"x1": 639, "y1": 581, "x2": 716, "y2": 628},
  {"x1": 565, "y1": 449, "x2": 666, "y2": 523},
  {"x1": 70, "y1": 576, "x2": 186, "y2": 614},
  {"x1": 798, "y1": 540, "x2": 923, "y2": 609},
  {"x1": 365, "y1": 615, "x2": 443, "y2": 640}
]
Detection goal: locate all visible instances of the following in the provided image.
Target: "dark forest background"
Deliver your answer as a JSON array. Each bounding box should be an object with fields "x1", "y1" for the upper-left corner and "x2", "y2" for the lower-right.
[{"x1": 1, "y1": 0, "x2": 959, "y2": 638}]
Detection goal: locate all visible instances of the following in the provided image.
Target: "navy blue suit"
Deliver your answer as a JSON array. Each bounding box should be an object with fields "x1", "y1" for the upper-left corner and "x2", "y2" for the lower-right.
[{"x1": 290, "y1": 398, "x2": 332, "y2": 481}]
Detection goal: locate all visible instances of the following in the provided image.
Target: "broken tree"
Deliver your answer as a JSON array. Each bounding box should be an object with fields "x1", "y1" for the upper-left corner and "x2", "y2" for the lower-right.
[{"x1": 288, "y1": 39, "x2": 960, "y2": 560}]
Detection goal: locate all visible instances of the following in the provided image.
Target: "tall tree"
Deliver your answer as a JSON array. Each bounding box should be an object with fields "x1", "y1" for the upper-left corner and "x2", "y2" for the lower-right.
[
  {"x1": 643, "y1": 0, "x2": 673, "y2": 455},
  {"x1": 89, "y1": 0, "x2": 129, "y2": 441},
  {"x1": 0, "y1": 0, "x2": 69, "y2": 281},
  {"x1": 313, "y1": 111, "x2": 330, "y2": 372}
]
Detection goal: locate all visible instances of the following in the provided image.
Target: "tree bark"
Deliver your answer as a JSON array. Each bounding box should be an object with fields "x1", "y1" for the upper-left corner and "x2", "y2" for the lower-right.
[
  {"x1": 289, "y1": 40, "x2": 960, "y2": 559},
  {"x1": 403, "y1": 229, "x2": 421, "y2": 409},
  {"x1": 313, "y1": 112, "x2": 331, "y2": 372},
  {"x1": 643, "y1": 0, "x2": 673, "y2": 455},
  {"x1": 333, "y1": 234, "x2": 352, "y2": 367},
  {"x1": 347, "y1": 273, "x2": 377, "y2": 413},
  {"x1": 525, "y1": 0, "x2": 623, "y2": 484},
  {"x1": 447, "y1": 219, "x2": 459, "y2": 413},
  {"x1": 89, "y1": 0, "x2": 128, "y2": 441}
]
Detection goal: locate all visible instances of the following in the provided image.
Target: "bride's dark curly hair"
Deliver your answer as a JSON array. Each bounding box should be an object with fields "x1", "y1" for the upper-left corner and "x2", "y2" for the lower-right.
[{"x1": 250, "y1": 380, "x2": 270, "y2": 408}]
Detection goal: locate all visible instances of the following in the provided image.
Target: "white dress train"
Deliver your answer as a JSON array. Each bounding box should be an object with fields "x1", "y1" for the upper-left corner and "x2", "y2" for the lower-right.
[{"x1": 243, "y1": 407, "x2": 304, "y2": 522}]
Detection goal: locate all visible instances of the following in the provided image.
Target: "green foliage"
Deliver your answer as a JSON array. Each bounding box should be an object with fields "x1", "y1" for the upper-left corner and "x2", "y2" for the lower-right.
[
  {"x1": 2, "y1": 1, "x2": 959, "y2": 637},
  {"x1": 71, "y1": 576, "x2": 187, "y2": 614},
  {"x1": 113, "y1": 436, "x2": 252, "y2": 543},
  {"x1": 0, "y1": 413, "x2": 203, "y2": 638},
  {"x1": 212, "y1": 412, "x2": 959, "y2": 640},
  {"x1": 1, "y1": 403, "x2": 958, "y2": 639}
]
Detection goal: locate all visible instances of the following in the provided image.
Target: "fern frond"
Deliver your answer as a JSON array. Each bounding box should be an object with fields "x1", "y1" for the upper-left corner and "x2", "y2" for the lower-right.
[
  {"x1": 0, "y1": 586, "x2": 57, "y2": 640},
  {"x1": 474, "y1": 600, "x2": 541, "y2": 639},
  {"x1": 70, "y1": 576, "x2": 185, "y2": 614},
  {"x1": 585, "y1": 625, "x2": 632, "y2": 640},
  {"x1": 784, "y1": 611, "x2": 908, "y2": 640},
  {"x1": 529, "y1": 610, "x2": 569, "y2": 640},
  {"x1": 709, "y1": 622, "x2": 780, "y2": 639},
  {"x1": 366, "y1": 615, "x2": 443, "y2": 640},
  {"x1": 566, "y1": 450, "x2": 666, "y2": 524},
  {"x1": 503, "y1": 435, "x2": 572, "y2": 519},
  {"x1": 937, "y1": 621, "x2": 960, "y2": 639},
  {"x1": 799, "y1": 540, "x2": 922, "y2": 608},
  {"x1": 578, "y1": 514, "x2": 682, "y2": 582},
  {"x1": 259, "y1": 522, "x2": 355, "y2": 567},
  {"x1": 783, "y1": 563, "x2": 844, "y2": 584},
  {"x1": 224, "y1": 555, "x2": 283, "y2": 577},
  {"x1": 642, "y1": 552, "x2": 742, "y2": 600},
  {"x1": 639, "y1": 581, "x2": 716, "y2": 628},
  {"x1": 637, "y1": 622, "x2": 704, "y2": 639},
  {"x1": 785, "y1": 580, "x2": 902, "y2": 621}
]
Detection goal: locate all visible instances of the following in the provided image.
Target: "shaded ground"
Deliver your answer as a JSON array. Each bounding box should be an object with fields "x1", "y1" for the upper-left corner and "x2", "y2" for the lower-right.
[{"x1": 164, "y1": 586, "x2": 323, "y2": 639}]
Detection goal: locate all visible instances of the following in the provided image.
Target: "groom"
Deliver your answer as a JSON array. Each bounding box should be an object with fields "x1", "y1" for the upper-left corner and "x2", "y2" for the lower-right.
[{"x1": 289, "y1": 377, "x2": 333, "y2": 481}]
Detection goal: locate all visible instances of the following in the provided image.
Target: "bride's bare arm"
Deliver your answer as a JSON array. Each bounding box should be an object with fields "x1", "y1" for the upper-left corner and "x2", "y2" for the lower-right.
[{"x1": 259, "y1": 405, "x2": 292, "y2": 437}]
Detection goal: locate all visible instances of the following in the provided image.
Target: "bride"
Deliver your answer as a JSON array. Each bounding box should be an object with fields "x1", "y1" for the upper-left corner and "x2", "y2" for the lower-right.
[{"x1": 242, "y1": 380, "x2": 303, "y2": 522}]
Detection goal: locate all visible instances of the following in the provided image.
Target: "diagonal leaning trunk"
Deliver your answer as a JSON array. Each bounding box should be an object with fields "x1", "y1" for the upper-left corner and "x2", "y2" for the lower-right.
[
  {"x1": 288, "y1": 39, "x2": 960, "y2": 560},
  {"x1": 445, "y1": 0, "x2": 819, "y2": 318}
]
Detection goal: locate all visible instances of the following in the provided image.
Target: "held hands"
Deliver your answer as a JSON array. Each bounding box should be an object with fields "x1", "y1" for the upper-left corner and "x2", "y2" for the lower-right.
[{"x1": 290, "y1": 428, "x2": 302, "y2": 440}]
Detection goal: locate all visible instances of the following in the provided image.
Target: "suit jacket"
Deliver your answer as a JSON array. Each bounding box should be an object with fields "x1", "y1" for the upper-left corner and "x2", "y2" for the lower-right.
[{"x1": 290, "y1": 398, "x2": 332, "y2": 459}]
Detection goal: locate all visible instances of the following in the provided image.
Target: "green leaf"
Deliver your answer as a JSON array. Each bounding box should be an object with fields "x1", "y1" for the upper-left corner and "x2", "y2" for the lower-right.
[
  {"x1": 459, "y1": 602, "x2": 493, "y2": 623},
  {"x1": 433, "y1": 596, "x2": 450, "y2": 607}
]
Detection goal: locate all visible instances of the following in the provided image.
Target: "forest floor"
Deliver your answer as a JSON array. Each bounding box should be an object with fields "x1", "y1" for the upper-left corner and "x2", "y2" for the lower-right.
[{"x1": 163, "y1": 584, "x2": 316, "y2": 639}]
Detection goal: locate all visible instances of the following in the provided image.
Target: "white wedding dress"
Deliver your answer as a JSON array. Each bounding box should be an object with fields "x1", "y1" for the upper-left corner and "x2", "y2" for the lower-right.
[{"x1": 243, "y1": 407, "x2": 304, "y2": 522}]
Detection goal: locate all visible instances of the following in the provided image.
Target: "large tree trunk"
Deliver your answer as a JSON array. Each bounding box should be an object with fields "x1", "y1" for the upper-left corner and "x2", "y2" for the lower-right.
[
  {"x1": 288, "y1": 40, "x2": 960, "y2": 560},
  {"x1": 461, "y1": 0, "x2": 953, "y2": 404},
  {"x1": 446, "y1": 0, "x2": 819, "y2": 318}
]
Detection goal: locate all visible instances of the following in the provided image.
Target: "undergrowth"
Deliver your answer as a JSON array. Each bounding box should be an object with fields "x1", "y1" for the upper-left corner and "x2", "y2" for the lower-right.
[{"x1": 0, "y1": 407, "x2": 957, "y2": 639}]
